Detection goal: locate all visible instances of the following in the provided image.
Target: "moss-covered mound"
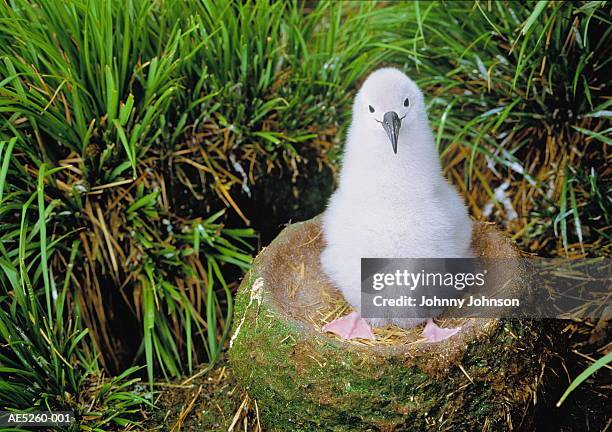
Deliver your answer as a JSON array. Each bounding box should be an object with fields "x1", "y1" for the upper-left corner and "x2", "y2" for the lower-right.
[{"x1": 228, "y1": 217, "x2": 554, "y2": 431}]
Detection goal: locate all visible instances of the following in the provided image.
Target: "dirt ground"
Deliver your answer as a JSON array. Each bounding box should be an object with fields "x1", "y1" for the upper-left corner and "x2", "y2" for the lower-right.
[{"x1": 141, "y1": 364, "x2": 259, "y2": 432}]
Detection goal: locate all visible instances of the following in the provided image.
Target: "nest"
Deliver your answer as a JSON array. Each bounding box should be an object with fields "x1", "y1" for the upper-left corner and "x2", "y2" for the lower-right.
[
  {"x1": 261, "y1": 216, "x2": 519, "y2": 352},
  {"x1": 228, "y1": 216, "x2": 551, "y2": 431},
  {"x1": 301, "y1": 275, "x2": 470, "y2": 346}
]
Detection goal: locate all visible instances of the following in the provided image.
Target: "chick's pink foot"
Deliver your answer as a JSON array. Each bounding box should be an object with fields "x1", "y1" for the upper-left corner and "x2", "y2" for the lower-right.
[
  {"x1": 322, "y1": 311, "x2": 375, "y2": 341},
  {"x1": 422, "y1": 318, "x2": 461, "y2": 342}
]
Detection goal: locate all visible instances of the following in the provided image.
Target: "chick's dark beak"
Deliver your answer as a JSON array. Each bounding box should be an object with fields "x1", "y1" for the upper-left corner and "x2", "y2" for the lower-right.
[{"x1": 381, "y1": 111, "x2": 402, "y2": 154}]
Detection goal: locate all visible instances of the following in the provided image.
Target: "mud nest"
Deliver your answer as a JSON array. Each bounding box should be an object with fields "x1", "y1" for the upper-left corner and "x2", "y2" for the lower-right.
[{"x1": 228, "y1": 217, "x2": 556, "y2": 431}]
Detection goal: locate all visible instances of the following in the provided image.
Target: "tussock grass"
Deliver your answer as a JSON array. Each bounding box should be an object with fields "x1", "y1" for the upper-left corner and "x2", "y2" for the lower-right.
[{"x1": 384, "y1": 0, "x2": 610, "y2": 257}]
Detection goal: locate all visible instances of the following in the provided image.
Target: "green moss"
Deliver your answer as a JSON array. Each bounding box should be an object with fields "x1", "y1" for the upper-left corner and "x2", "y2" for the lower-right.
[
  {"x1": 231, "y1": 280, "x2": 547, "y2": 430},
  {"x1": 229, "y1": 226, "x2": 556, "y2": 431}
]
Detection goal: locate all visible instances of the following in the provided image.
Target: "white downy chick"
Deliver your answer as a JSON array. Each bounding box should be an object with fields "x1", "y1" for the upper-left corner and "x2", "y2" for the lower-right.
[{"x1": 321, "y1": 68, "x2": 472, "y2": 341}]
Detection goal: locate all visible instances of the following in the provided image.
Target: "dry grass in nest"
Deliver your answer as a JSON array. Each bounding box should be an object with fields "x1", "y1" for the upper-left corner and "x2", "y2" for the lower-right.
[
  {"x1": 266, "y1": 224, "x2": 490, "y2": 349},
  {"x1": 305, "y1": 289, "x2": 472, "y2": 347}
]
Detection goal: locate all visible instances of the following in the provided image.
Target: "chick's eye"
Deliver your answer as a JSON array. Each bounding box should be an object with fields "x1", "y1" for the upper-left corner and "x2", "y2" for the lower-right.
[
  {"x1": 368, "y1": 105, "x2": 375, "y2": 113},
  {"x1": 403, "y1": 98, "x2": 410, "y2": 107}
]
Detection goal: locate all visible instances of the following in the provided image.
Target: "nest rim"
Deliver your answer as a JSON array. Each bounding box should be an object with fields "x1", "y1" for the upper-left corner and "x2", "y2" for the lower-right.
[{"x1": 249, "y1": 216, "x2": 520, "y2": 359}]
